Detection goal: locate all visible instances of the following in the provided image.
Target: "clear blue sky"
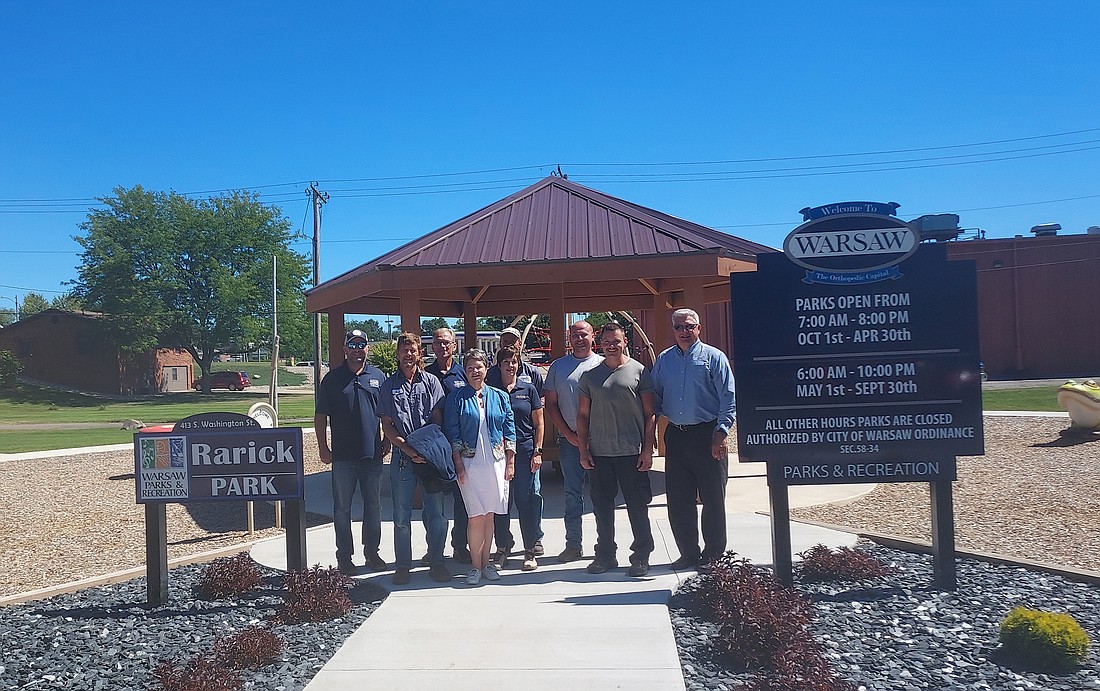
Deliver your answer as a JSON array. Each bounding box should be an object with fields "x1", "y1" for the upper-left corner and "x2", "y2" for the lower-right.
[{"x1": 2, "y1": 2, "x2": 1098, "y2": 323}]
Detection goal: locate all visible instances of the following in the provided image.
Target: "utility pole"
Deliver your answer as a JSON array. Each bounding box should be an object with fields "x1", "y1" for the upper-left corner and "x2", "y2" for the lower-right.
[{"x1": 306, "y1": 182, "x2": 329, "y2": 395}]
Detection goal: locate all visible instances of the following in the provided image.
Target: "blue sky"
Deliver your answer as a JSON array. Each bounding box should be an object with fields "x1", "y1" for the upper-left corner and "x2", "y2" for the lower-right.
[{"x1": 2, "y1": 2, "x2": 1098, "y2": 322}]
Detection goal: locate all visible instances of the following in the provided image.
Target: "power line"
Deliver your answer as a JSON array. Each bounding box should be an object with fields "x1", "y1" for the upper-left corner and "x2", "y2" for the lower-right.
[{"x1": 2, "y1": 127, "x2": 1099, "y2": 208}]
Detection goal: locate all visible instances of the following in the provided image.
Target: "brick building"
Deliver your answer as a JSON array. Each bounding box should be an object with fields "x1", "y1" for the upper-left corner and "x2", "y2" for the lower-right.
[{"x1": 0, "y1": 309, "x2": 194, "y2": 395}]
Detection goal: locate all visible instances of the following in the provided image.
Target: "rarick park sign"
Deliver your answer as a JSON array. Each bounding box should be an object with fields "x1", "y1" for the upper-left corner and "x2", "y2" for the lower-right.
[{"x1": 133, "y1": 412, "x2": 307, "y2": 606}]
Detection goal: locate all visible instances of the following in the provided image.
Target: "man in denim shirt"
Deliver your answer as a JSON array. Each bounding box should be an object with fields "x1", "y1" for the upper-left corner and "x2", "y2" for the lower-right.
[
  {"x1": 380, "y1": 332, "x2": 449, "y2": 585},
  {"x1": 651, "y1": 308, "x2": 736, "y2": 570}
]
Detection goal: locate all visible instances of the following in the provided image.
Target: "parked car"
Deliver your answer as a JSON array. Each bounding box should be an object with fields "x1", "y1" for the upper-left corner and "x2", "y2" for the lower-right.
[{"x1": 193, "y1": 371, "x2": 252, "y2": 391}]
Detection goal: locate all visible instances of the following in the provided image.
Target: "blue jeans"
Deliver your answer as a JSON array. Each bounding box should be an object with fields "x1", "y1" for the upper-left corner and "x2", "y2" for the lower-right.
[
  {"x1": 331, "y1": 459, "x2": 382, "y2": 563},
  {"x1": 494, "y1": 446, "x2": 544, "y2": 551},
  {"x1": 557, "y1": 439, "x2": 588, "y2": 550},
  {"x1": 390, "y1": 450, "x2": 448, "y2": 569}
]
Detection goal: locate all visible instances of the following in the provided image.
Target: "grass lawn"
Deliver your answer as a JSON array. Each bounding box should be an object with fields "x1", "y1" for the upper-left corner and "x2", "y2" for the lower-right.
[
  {"x1": 0, "y1": 381, "x2": 1063, "y2": 454},
  {"x1": 208, "y1": 362, "x2": 307, "y2": 387},
  {"x1": 981, "y1": 385, "x2": 1061, "y2": 412},
  {"x1": 0, "y1": 384, "x2": 316, "y2": 452}
]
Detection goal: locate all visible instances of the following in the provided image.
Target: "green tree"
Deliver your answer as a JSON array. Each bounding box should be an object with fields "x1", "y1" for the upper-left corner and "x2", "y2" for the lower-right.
[
  {"x1": 73, "y1": 186, "x2": 310, "y2": 392},
  {"x1": 0, "y1": 350, "x2": 22, "y2": 385},
  {"x1": 421, "y1": 316, "x2": 450, "y2": 336},
  {"x1": 51, "y1": 292, "x2": 84, "y2": 312},
  {"x1": 345, "y1": 317, "x2": 385, "y2": 342},
  {"x1": 21, "y1": 292, "x2": 49, "y2": 317},
  {"x1": 367, "y1": 340, "x2": 397, "y2": 375}
]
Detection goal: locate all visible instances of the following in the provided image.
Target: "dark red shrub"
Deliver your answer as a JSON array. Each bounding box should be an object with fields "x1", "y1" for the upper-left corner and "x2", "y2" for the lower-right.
[
  {"x1": 194, "y1": 553, "x2": 263, "y2": 600},
  {"x1": 796, "y1": 544, "x2": 894, "y2": 583},
  {"x1": 276, "y1": 566, "x2": 354, "y2": 623},
  {"x1": 213, "y1": 626, "x2": 284, "y2": 670},
  {"x1": 154, "y1": 655, "x2": 242, "y2": 691}
]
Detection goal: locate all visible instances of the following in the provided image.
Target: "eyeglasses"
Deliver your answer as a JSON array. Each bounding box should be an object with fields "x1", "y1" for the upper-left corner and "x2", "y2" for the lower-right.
[
  {"x1": 346, "y1": 341, "x2": 368, "y2": 350},
  {"x1": 673, "y1": 323, "x2": 698, "y2": 332}
]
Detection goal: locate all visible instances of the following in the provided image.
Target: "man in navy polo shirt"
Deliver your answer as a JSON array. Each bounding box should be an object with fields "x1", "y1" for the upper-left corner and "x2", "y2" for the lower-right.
[
  {"x1": 315, "y1": 329, "x2": 389, "y2": 576},
  {"x1": 424, "y1": 326, "x2": 472, "y2": 564}
]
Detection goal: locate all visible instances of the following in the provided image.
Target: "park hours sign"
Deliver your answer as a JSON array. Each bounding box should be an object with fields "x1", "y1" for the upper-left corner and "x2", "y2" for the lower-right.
[{"x1": 730, "y1": 203, "x2": 985, "y2": 485}]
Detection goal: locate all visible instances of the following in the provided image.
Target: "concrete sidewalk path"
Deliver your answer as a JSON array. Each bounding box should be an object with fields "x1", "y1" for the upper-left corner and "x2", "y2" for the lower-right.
[{"x1": 250, "y1": 456, "x2": 865, "y2": 690}]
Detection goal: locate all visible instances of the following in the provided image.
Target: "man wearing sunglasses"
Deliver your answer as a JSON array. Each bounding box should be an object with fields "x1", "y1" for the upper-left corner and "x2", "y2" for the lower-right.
[
  {"x1": 315, "y1": 329, "x2": 390, "y2": 576},
  {"x1": 651, "y1": 309, "x2": 736, "y2": 571}
]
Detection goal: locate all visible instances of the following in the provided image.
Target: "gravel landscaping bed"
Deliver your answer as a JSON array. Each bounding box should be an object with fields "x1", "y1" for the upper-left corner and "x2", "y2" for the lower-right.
[
  {"x1": 671, "y1": 542, "x2": 1100, "y2": 691},
  {"x1": 1, "y1": 415, "x2": 1097, "y2": 689},
  {"x1": 0, "y1": 561, "x2": 387, "y2": 691}
]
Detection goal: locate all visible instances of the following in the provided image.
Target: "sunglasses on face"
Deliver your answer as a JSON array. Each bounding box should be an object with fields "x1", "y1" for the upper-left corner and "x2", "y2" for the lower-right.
[
  {"x1": 346, "y1": 341, "x2": 368, "y2": 350},
  {"x1": 673, "y1": 323, "x2": 698, "y2": 332}
]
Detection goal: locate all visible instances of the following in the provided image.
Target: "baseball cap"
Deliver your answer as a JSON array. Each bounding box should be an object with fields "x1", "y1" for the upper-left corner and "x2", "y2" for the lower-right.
[
  {"x1": 500, "y1": 327, "x2": 523, "y2": 339},
  {"x1": 345, "y1": 329, "x2": 368, "y2": 345}
]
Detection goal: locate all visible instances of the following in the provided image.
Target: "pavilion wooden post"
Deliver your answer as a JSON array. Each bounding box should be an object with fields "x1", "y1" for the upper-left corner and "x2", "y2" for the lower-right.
[
  {"x1": 682, "y1": 278, "x2": 707, "y2": 317},
  {"x1": 463, "y1": 304, "x2": 478, "y2": 354},
  {"x1": 328, "y1": 310, "x2": 345, "y2": 364},
  {"x1": 399, "y1": 289, "x2": 421, "y2": 337},
  {"x1": 548, "y1": 282, "x2": 566, "y2": 358}
]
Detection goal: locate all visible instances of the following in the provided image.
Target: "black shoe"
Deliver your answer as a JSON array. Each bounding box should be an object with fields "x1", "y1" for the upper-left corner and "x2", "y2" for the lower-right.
[
  {"x1": 532, "y1": 540, "x2": 545, "y2": 556},
  {"x1": 453, "y1": 548, "x2": 472, "y2": 565},
  {"x1": 419, "y1": 553, "x2": 431, "y2": 566},
  {"x1": 337, "y1": 560, "x2": 358, "y2": 576},
  {"x1": 429, "y1": 564, "x2": 452, "y2": 583},
  {"x1": 585, "y1": 557, "x2": 618, "y2": 574},
  {"x1": 627, "y1": 560, "x2": 650, "y2": 577},
  {"x1": 557, "y1": 546, "x2": 583, "y2": 563},
  {"x1": 364, "y1": 553, "x2": 388, "y2": 571},
  {"x1": 669, "y1": 555, "x2": 699, "y2": 571},
  {"x1": 392, "y1": 567, "x2": 411, "y2": 585}
]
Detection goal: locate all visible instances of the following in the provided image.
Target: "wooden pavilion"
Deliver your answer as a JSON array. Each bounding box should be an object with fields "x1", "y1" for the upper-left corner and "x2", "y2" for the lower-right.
[{"x1": 305, "y1": 175, "x2": 773, "y2": 365}]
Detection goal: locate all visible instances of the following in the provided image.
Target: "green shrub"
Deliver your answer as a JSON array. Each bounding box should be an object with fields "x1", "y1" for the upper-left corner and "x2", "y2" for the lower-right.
[
  {"x1": 194, "y1": 553, "x2": 263, "y2": 600},
  {"x1": 796, "y1": 544, "x2": 894, "y2": 583},
  {"x1": 367, "y1": 340, "x2": 397, "y2": 374},
  {"x1": 0, "y1": 350, "x2": 22, "y2": 386},
  {"x1": 999, "y1": 606, "x2": 1090, "y2": 670}
]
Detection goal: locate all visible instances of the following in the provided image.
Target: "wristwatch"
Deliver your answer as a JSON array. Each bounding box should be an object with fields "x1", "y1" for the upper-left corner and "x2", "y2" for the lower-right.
[{"x1": 534, "y1": 447, "x2": 543, "y2": 454}]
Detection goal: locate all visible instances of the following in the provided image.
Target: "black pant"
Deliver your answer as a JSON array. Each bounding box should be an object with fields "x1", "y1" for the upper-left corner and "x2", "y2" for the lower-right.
[
  {"x1": 590, "y1": 455, "x2": 654, "y2": 563},
  {"x1": 664, "y1": 423, "x2": 728, "y2": 562},
  {"x1": 450, "y1": 489, "x2": 468, "y2": 553}
]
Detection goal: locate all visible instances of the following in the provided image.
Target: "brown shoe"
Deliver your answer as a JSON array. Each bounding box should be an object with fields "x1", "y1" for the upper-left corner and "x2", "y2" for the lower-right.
[
  {"x1": 392, "y1": 567, "x2": 411, "y2": 585},
  {"x1": 522, "y1": 551, "x2": 538, "y2": 571}
]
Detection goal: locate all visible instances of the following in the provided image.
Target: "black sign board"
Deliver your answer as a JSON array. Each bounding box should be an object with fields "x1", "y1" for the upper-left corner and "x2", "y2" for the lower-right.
[
  {"x1": 134, "y1": 413, "x2": 304, "y2": 503},
  {"x1": 731, "y1": 243, "x2": 984, "y2": 485}
]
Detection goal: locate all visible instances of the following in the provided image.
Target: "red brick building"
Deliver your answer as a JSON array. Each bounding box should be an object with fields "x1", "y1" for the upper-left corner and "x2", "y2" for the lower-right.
[
  {"x1": 0, "y1": 309, "x2": 194, "y2": 395},
  {"x1": 944, "y1": 231, "x2": 1100, "y2": 380}
]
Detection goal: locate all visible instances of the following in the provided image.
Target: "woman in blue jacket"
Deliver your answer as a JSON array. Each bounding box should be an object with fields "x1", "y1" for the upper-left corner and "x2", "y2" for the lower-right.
[{"x1": 444, "y1": 349, "x2": 516, "y2": 585}]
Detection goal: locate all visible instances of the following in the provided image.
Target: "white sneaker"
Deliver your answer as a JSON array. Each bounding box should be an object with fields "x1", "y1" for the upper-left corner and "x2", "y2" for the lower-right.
[
  {"x1": 482, "y1": 564, "x2": 501, "y2": 581},
  {"x1": 465, "y1": 568, "x2": 481, "y2": 585}
]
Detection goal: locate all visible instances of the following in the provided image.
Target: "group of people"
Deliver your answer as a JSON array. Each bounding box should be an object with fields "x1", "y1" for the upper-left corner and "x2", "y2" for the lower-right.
[{"x1": 314, "y1": 309, "x2": 736, "y2": 587}]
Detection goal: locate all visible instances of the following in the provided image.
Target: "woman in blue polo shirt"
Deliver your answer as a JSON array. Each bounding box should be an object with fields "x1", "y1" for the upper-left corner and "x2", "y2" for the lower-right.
[{"x1": 491, "y1": 345, "x2": 545, "y2": 571}]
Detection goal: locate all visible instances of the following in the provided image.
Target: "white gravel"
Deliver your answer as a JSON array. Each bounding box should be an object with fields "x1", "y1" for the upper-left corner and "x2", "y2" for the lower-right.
[{"x1": 1, "y1": 415, "x2": 1096, "y2": 598}]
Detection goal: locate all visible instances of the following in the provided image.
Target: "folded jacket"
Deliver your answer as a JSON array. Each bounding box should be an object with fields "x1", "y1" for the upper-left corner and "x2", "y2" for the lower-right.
[{"x1": 405, "y1": 423, "x2": 457, "y2": 493}]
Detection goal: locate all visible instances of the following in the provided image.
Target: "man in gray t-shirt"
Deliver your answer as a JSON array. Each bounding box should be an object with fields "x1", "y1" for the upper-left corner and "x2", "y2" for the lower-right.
[
  {"x1": 576, "y1": 322, "x2": 657, "y2": 577},
  {"x1": 544, "y1": 320, "x2": 603, "y2": 562}
]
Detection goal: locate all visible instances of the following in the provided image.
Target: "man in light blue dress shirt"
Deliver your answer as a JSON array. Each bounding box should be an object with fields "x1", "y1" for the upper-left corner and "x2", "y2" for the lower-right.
[{"x1": 651, "y1": 308, "x2": 736, "y2": 570}]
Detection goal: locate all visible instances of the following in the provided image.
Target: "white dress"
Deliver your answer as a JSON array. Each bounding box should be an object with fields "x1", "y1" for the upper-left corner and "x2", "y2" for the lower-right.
[{"x1": 458, "y1": 398, "x2": 509, "y2": 516}]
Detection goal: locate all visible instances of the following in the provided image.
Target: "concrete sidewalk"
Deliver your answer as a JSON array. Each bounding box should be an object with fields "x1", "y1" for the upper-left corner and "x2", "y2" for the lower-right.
[{"x1": 250, "y1": 457, "x2": 867, "y2": 690}]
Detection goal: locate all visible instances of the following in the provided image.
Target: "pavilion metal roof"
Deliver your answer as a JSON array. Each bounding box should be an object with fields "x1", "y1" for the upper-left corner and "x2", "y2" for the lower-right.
[{"x1": 306, "y1": 175, "x2": 773, "y2": 318}]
